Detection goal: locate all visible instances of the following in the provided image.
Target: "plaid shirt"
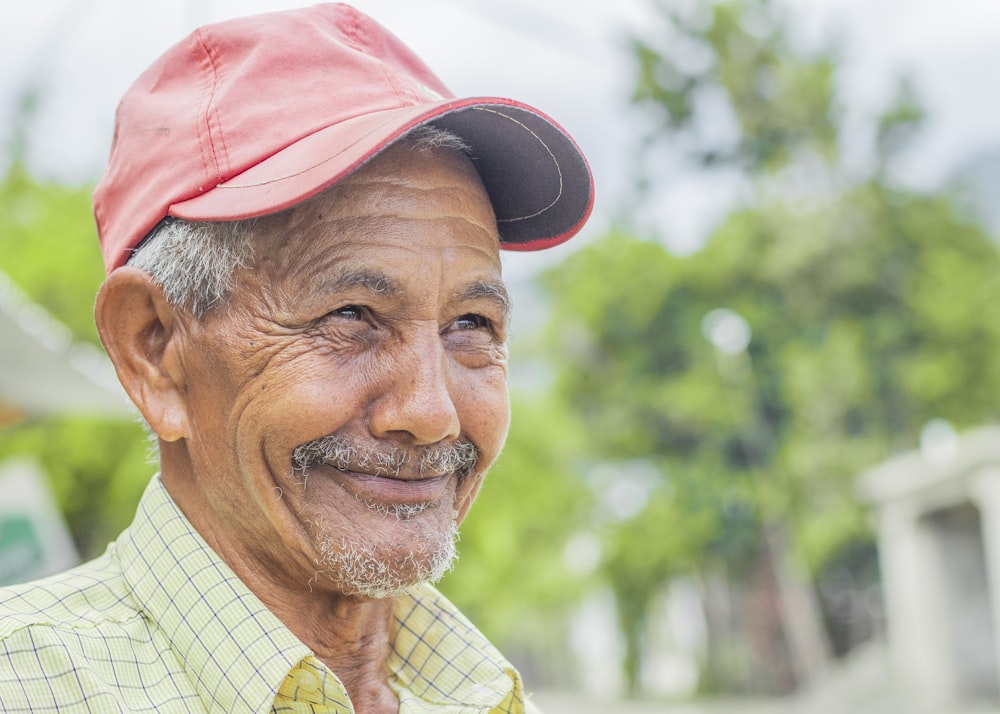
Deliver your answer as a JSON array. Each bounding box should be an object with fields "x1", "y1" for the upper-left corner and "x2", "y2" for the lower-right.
[{"x1": 0, "y1": 475, "x2": 534, "y2": 712}]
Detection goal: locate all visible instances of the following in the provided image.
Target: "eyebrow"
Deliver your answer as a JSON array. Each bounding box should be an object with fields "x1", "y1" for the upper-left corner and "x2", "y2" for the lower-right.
[
  {"x1": 455, "y1": 280, "x2": 512, "y2": 326},
  {"x1": 328, "y1": 269, "x2": 402, "y2": 297}
]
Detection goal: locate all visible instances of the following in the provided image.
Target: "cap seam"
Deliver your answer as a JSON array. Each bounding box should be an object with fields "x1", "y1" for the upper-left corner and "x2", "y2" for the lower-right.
[
  {"x1": 336, "y1": 5, "x2": 366, "y2": 53},
  {"x1": 194, "y1": 29, "x2": 230, "y2": 187}
]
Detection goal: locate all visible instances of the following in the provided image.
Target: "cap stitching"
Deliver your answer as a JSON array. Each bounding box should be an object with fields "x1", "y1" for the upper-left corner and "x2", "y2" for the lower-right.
[
  {"x1": 337, "y1": 5, "x2": 366, "y2": 52},
  {"x1": 475, "y1": 108, "x2": 563, "y2": 224}
]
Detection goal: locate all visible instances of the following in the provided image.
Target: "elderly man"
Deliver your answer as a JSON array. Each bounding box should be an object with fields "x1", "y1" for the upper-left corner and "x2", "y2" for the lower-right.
[{"x1": 0, "y1": 4, "x2": 592, "y2": 713}]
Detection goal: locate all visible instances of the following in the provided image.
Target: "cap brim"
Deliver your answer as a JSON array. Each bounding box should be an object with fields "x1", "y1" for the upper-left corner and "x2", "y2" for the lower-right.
[{"x1": 169, "y1": 97, "x2": 594, "y2": 251}]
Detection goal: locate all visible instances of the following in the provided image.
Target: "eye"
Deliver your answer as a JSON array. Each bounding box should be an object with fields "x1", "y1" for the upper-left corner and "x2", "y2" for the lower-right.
[
  {"x1": 331, "y1": 305, "x2": 365, "y2": 321},
  {"x1": 453, "y1": 314, "x2": 492, "y2": 331}
]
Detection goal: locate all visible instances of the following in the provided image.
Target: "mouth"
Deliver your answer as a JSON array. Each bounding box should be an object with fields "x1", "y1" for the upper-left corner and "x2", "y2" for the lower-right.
[
  {"x1": 289, "y1": 433, "x2": 477, "y2": 512},
  {"x1": 326, "y1": 468, "x2": 453, "y2": 507}
]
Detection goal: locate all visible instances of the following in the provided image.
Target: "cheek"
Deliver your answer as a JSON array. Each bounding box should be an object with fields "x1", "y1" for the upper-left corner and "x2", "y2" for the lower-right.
[
  {"x1": 237, "y1": 352, "x2": 385, "y2": 470},
  {"x1": 456, "y1": 367, "x2": 510, "y2": 467},
  {"x1": 451, "y1": 366, "x2": 508, "y2": 523}
]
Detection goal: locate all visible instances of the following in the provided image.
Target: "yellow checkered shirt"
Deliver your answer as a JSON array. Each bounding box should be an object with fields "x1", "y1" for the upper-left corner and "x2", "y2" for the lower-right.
[{"x1": 0, "y1": 475, "x2": 538, "y2": 712}]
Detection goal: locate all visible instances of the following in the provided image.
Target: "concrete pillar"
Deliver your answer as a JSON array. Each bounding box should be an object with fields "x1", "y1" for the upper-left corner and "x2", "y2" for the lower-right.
[
  {"x1": 876, "y1": 499, "x2": 953, "y2": 702},
  {"x1": 860, "y1": 426, "x2": 1000, "y2": 709},
  {"x1": 970, "y1": 468, "x2": 1000, "y2": 697}
]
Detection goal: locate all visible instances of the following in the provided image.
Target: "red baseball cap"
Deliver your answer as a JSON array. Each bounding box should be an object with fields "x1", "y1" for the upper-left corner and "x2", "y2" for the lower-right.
[{"x1": 93, "y1": 3, "x2": 595, "y2": 273}]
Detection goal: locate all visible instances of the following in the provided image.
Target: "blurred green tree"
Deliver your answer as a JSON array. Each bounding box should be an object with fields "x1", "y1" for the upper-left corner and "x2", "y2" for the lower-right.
[
  {"x1": 1, "y1": 93, "x2": 152, "y2": 558},
  {"x1": 540, "y1": 0, "x2": 1000, "y2": 695},
  {"x1": 0, "y1": 175, "x2": 103, "y2": 343}
]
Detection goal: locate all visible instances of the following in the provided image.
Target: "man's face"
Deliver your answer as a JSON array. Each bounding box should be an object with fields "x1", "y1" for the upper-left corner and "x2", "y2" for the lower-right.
[{"x1": 170, "y1": 143, "x2": 510, "y2": 598}]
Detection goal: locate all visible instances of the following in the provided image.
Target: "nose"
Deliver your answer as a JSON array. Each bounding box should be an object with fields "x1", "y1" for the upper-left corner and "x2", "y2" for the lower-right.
[{"x1": 367, "y1": 329, "x2": 461, "y2": 446}]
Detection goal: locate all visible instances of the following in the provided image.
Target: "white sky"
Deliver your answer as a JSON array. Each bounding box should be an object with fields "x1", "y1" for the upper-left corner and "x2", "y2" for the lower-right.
[{"x1": 1, "y1": 0, "x2": 999, "y2": 274}]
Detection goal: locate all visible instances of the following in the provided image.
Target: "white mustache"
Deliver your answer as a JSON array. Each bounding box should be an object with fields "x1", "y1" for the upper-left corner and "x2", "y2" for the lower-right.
[{"x1": 291, "y1": 433, "x2": 478, "y2": 480}]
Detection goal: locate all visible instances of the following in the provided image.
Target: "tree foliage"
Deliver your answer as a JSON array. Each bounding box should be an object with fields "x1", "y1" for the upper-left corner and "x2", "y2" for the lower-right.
[
  {"x1": 632, "y1": 0, "x2": 837, "y2": 173},
  {"x1": 0, "y1": 415, "x2": 151, "y2": 558},
  {"x1": 538, "y1": 0, "x2": 1000, "y2": 695},
  {"x1": 0, "y1": 156, "x2": 152, "y2": 558},
  {"x1": 544, "y1": 188, "x2": 1000, "y2": 566},
  {"x1": 0, "y1": 164, "x2": 104, "y2": 343}
]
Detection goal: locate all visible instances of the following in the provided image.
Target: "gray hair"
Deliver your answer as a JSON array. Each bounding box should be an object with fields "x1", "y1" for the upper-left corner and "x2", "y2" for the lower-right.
[{"x1": 126, "y1": 125, "x2": 473, "y2": 317}]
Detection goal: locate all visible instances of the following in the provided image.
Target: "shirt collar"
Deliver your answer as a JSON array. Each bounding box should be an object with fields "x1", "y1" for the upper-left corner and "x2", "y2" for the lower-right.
[{"x1": 389, "y1": 584, "x2": 526, "y2": 712}]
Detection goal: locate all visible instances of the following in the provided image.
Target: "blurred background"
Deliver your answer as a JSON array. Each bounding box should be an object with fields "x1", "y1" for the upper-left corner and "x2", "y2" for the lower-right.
[{"x1": 2, "y1": 0, "x2": 1000, "y2": 712}]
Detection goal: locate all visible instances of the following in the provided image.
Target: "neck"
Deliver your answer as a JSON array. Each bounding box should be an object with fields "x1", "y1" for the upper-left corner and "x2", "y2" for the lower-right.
[
  {"x1": 268, "y1": 590, "x2": 400, "y2": 712},
  {"x1": 221, "y1": 537, "x2": 402, "y2": 710},
  {"x1": 228, "y1": 550, "x2": 402, "y2": 712}
]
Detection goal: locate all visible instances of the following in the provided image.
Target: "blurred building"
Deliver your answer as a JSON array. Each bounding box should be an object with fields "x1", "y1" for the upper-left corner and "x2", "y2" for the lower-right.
[
  {"x1": 861, "y1": 425, "x2": 1000, "y2": 710},
  {"x1": 0, "y1": 268, "x2": 130, "y2": 584},
  {"x1": 0, "y1": 268, "x2": 128, "y2": 423}
]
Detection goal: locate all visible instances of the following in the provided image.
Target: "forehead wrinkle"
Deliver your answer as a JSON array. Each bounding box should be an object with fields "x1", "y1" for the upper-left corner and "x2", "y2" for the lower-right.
[
  {"x1": 339, "y1": 167, "x2": 488, "y2": 196},
  {"x1": 334, "y1": 178, "x2": 498, "y2": 222}
]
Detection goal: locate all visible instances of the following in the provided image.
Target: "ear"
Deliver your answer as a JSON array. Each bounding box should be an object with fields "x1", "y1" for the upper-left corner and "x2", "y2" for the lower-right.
[{"x1": 95, "y1": 267, "x2": 190, "y2": 442}]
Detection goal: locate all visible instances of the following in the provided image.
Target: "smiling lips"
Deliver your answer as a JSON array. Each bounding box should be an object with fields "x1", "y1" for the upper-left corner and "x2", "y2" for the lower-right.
[{"x1": 330, "y1": 469, "x2": 453, "y2": 506}]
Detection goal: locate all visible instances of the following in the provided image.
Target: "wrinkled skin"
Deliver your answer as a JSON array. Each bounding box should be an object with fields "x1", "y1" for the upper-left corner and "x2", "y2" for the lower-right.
[{"x1": 96, "y1": 143, "x2": 511, "y2": 711}]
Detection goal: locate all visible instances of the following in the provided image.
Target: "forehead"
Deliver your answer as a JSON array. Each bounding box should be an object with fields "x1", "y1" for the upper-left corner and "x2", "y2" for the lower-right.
[{"x1": 248, "y1": 143, "x2": 502, "y2": 280}]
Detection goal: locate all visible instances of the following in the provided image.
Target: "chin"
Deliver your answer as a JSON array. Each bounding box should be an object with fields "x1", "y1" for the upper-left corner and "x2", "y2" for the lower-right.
[{"x1": 310, "y1": 515, "x2": 460, "y2": 599}]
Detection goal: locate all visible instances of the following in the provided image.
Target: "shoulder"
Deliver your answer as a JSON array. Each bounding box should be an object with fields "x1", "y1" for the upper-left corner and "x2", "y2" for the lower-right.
[
  {"x1": 0, "y1": 548, "x2": 196, "y2": 710},
  {"x1": 0, "y1": 545, "x2": 139, "y2": 638}
]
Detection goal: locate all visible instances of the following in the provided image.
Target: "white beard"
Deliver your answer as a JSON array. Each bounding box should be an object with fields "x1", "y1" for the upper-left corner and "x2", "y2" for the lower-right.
[{"x1": 314, "y1": 515, "x2": 460, "y2": 599}]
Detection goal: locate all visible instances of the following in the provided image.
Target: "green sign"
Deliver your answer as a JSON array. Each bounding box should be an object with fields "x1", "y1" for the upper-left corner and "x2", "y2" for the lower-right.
[{"x1": 0, "y1": 515, "x2": 44, "y2": 586}]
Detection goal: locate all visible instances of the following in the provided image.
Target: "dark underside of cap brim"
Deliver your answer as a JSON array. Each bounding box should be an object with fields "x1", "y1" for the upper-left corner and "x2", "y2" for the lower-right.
[{"x1": 431, "y1": 104, "x2": 594, "y2": 250}]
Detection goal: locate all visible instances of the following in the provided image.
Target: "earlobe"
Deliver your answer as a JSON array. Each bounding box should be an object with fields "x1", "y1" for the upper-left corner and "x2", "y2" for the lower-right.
[{"x1": 95, "y1": 267, "x2": 189, "y2": 442}]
